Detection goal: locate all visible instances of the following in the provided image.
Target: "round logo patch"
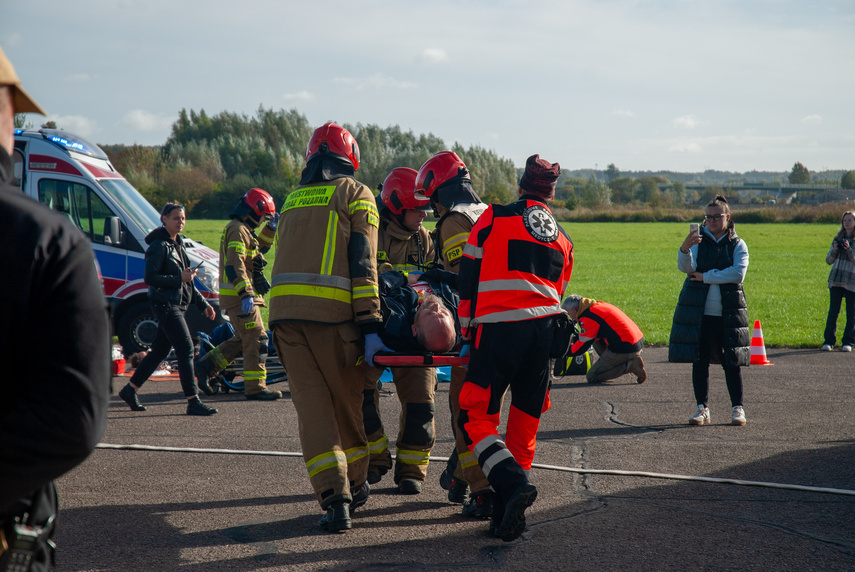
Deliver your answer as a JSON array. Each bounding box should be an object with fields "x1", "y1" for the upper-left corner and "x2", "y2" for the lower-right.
[{"x1": 523, "y1": 204, "x2": 558, "y2": 243}]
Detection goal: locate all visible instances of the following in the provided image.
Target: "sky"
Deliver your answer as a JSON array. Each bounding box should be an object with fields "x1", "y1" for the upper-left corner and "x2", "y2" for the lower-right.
[{"x1": 2, "y1": 0, "x2": 854, "y2": 174}]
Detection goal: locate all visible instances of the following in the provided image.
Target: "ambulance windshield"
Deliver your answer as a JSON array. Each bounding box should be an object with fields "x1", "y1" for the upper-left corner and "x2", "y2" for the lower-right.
[{"x1": 99, "y1": 178, "x2": 161, "y2": 234}]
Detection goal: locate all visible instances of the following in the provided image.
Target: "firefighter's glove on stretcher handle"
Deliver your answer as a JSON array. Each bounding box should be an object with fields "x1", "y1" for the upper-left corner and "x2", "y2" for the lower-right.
[
  {"x1": 364, "y1": 333, "x2": 392, "y2": 368},
  {"x1": 241, "y1": 296, "x2": 254, "y2": 315}
]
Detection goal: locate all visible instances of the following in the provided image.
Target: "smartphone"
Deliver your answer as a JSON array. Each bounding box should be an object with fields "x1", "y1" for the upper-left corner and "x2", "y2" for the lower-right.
[{"x1": 689, "y1": 223, "x2": 700, "y2": 235}]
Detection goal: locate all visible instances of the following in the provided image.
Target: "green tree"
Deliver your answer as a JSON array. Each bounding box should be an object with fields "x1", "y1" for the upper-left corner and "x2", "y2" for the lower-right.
[
  {"x1": 788, "y1": 162, "x2": 810, "y2": 184},
  {"x1": 608, "y1": 177, "x2": 636, "y2": 204},
  {"x1": 841, "y1": 171, "x2": 855, "y2": 190},
  {"x1": 605, "y1": 163, "x2": 620, "y2": 182},
  {"x1": 580, "y1": 176, "x2": 611, "y2": 208}
]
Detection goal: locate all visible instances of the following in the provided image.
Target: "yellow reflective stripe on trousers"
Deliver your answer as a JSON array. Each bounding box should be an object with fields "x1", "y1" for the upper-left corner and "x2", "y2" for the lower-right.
[
  {"x1": 306, "y1": 450, "x2": 346, "y2": 478},
  {"x1": 345, "y1": 444, "x2": 369, "y2": 464},
  {"x1": 395, "y1": 448, "x2": 430, "y2": 465},
  {"x1": 243, "y1": 370, "x2": 266, "y2": 381},
  {"x1": 322, "y1": 211, "x2": 338, "y2": 275},
  {"x1": 367, "y1": 434, "x2": 389, "y2": 454}
]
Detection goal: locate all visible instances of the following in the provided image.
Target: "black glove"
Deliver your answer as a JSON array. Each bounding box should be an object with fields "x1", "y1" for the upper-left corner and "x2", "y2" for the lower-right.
[
  {"x1": 252, "y1": 271, "x2": 271, "y2": 296},
  {"x1": 252, "y1": 253, "x2": 267, "y2": 272}
]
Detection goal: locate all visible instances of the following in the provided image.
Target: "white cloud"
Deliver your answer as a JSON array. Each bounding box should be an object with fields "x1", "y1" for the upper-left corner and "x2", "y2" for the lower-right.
[
  {"x1": 333, "y1": 73, "x2": 417, "y2": 91},
  {"x1": 49, "y1": 115, "x2": 97, "y2": 137},
  {"x1": 120, "y1": 109, "x2": 174, "y2": 132},
  {"x1": 669, "y1": 141, "x2": 703, "y2": 153},
  {"x1": 672, "y1": 115, "x2": 706, "y2": 129},
  {"x1": 417, "y1": 48, "x2": 448, "y2": 64},
  {"x1": 612, "y1": 107, "x2": 634, "y2": 117},
  {"x1": 801, "y1": 114, "x2": 822, "y2": 124},
  {"x1": 283, "y1": 90, "x2": 314, "y2": 103}
]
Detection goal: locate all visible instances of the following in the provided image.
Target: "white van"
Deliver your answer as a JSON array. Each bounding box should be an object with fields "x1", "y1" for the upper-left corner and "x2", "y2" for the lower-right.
[{"x1": 11, "y1": 128, "x2": 223, "y2": 353}]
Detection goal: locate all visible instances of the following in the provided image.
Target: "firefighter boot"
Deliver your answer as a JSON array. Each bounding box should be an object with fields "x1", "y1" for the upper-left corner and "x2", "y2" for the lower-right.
[
  {"x1": 495, "y1": 483, "x2": 538, "y2": 542},
  {"x1": 319, "y1": 501, "x2": 351, "y2": 533},
  {"x1": 194, "y1": 357, "x2": 214, "y2": 396},
  {"x1": 462, "y1": 489, "x2": 495, "y2": 519}
]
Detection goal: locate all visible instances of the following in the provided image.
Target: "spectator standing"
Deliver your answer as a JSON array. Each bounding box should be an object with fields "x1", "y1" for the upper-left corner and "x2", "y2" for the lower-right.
[
  {"x1": 822, "y1": 211, "x2": 855, "y2": 352},
  {"x1": 669, "y1": 195, "x2": 750, "y2": 426}
]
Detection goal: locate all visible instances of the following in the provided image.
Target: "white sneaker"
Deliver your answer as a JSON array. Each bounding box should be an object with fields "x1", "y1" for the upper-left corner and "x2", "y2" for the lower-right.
[
  {"x1": 689, "y1": 404, "x2": 710, "y2": 425},
  {"x1": 731, "y1": 405, "x2": 746, "y2": 426},
  {"x1": 821, "y1": 344, "x2": 833, "y2": 351},
  {"x1": 843, "y1": 345, "x2": 853, "y2": 353}
]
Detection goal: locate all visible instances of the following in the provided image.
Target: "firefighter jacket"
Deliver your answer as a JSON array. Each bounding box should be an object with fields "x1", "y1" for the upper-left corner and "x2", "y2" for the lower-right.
[
  {"x1": 143, "y1": 226, "x2": 211, "y2": 312},
  {"x1": 435, "y1": 203, "x2": 486, "y2": 271},
  {"x1": 268, "y1": 176, "x2": 383, "y2": 331},
  {"x1": 377, "y1": 268, "x2": 460, "y2": 352},
  {"x1": 218, "y1": 218, "x2": 276, "y2": 310},
  {"x1": 569, "y1": 298, "x2": 644, "y2": 356},
  {"x1": 458, "y1": 196, "x2": 573, "y2": 338},
  {"x1": 377, "y1": 215, "x2": 434, "y2": 273}
]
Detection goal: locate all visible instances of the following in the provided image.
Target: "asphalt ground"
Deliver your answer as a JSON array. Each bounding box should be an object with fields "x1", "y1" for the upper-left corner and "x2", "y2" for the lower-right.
[{"x1": 54, "y1": 346, "x2": 855, "y2": 571}]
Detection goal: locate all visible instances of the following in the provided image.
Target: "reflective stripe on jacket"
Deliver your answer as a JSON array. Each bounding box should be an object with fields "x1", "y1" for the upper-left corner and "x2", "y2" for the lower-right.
[
  {"x1": 570, "y1": 299, "x2": 644, "y2": 355},
  {"x1": 377, "y1": 216, "x2": 434, "y2": 273},
  {"x1": 218, "y1": 219, "x2": 275, "y2": 309},
  {"x1": 458, "y1": 197, "x2": 573, "y2": 336},
  {"x1": 435, "y1": 204, "x2": 486, "y2": 271},
  {"x1": 268, "y1": 177, "x2": 382, "y2": 328}
]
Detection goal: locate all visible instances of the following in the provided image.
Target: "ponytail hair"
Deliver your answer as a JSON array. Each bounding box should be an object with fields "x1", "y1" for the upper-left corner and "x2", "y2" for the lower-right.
[{"x1": 707, "y1": 194, "x2": 735, "y2": 238}]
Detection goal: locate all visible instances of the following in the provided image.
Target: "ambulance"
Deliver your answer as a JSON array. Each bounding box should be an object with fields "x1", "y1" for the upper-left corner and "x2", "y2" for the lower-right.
[{"x1": 11, "y1": 128, "x2": 223, "y2": 353}]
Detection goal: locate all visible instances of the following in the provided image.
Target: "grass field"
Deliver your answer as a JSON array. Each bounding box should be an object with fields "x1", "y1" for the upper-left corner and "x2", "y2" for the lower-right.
[{"x1": 183, "y1": 220, "x2": 844, "y2": 348}]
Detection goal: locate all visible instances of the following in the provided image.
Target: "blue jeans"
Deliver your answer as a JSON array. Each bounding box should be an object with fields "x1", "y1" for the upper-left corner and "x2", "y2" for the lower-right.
[
  {"x1": 824, "y1": 286, "x2": 855, "y2": 347},
  {"x1": 130, "y1": 303, "x2": 198, "y2": 397}
]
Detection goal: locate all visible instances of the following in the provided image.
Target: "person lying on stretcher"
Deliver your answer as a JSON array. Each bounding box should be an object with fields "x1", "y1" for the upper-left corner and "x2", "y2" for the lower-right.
[{"x1": 364, "y1": 268, "x2": 461, "y2": 366}]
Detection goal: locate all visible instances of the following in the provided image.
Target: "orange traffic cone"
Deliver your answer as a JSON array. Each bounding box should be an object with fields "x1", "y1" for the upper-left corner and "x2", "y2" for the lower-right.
[{"x1": 750, "y1": 319, "x2": 772, "y2": 365}]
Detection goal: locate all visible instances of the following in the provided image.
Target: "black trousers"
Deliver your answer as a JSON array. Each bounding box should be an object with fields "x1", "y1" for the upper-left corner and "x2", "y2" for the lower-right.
[
  {"x1": 692, "y1": 315, "x2": 743, "y2": 408},
  {"x1": 824, "y1": 286, "x2": 855, "y2": 347},
  {"x1": 130, "y1": 303, "x2": 197, "y2": 397}
]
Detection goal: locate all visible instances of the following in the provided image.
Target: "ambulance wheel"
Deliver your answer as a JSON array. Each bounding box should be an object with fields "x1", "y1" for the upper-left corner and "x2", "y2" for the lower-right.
[{"x1": 117, "y1": 301, "x2": 158, "y2": 354}]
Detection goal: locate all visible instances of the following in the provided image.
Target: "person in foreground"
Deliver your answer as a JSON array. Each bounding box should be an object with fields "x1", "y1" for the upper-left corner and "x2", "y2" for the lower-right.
[
  {"x1": 269, "y1": 123, "x2": 381, "y2": 533},
  {"x1": 118, "y1": 203, "x2": 219, "y2": 416},
  {"x1": 669, "y1": 195, "x2": 750, "y2": 426},
  {"x1": 561, "y1": 295, "x2": 646, "y2": 384},
  {"x1": 1, "y1": 45, "x2": 111, "y2": 570},
  {"x1": 456, "y1": 154, "x2": 574, "y2": 541},
  {"x1": 821, "y1": 210, "x2": 855, "y2": 352}
]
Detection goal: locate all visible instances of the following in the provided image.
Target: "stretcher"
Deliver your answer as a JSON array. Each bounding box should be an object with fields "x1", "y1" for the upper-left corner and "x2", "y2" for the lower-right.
[{"x1": 372, "y1": 351, "x2": 468, "y2": 368}]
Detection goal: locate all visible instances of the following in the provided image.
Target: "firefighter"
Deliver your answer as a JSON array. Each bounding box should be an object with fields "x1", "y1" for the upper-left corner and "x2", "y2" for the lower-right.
[
  {"x1": 196, "y1": 188, "x2": 281, "y2": 400},
  {"x1": 457, "y1": 154, "x2": 574, "y2": 542},
  {"x1": 269, "y1": 123, "x2": 382, "y2": 533},
  {"x1": 561, "y1": 295, "x2": 647, "y2": 385},
  {"x1": 414, "y1": 151, "x2": 494, "y2": 518},
  {"x1": 364, "y1": 168, "x2": 438, "y2": 494}
]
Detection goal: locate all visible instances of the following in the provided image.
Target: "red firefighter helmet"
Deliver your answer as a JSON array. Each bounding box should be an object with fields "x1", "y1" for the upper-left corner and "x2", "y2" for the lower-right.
[
  {"x1": 414, "y1": 151, "x2": 468, "y2": 200},
  {"x1": 380, "y1": 168, "x2": 429, "y2": 215},
  {"x1": 243, "y1": 188, "x2": 276, "y2": 219},
  {"x1": 305, "y1": 122, "x2": 360, "y2": 170}
]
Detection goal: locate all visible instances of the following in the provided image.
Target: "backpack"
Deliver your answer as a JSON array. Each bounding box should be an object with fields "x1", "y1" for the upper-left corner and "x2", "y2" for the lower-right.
[{"x1": 553, "y1": 347, "x2": 595, "y2": 377}]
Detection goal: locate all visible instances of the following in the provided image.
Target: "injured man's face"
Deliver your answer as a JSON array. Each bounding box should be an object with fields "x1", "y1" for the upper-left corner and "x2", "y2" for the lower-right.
[{"x1": 411, "y1": 294, "x2": 457, "y2": 353}]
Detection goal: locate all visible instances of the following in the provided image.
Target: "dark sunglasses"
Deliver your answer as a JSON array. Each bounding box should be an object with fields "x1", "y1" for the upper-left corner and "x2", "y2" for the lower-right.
[{"x1": 704, "y1": 214, "x2": 726, "y2": 222}]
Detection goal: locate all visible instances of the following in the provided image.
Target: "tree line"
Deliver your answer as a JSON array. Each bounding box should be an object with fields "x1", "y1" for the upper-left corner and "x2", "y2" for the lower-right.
[{"x1": 19, "y1": 108, "x2": 852, "y2": 220}]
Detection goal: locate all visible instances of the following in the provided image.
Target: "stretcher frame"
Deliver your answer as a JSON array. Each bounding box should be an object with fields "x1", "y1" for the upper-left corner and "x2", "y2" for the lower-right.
[{"x1": 372, "y1": 351, "x2": 468, "y2": 368}]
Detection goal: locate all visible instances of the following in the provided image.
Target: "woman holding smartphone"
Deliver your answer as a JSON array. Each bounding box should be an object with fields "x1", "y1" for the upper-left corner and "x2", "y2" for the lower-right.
[
  {"x1": 822, "y1": 210, "x2": 855, "y2": 352},
  {"x1": 118, "y1": 203, "x2": 219, "y2": 416},
  {"x1": 669, "y1": 195, "x2": 750, "y2": 426}
]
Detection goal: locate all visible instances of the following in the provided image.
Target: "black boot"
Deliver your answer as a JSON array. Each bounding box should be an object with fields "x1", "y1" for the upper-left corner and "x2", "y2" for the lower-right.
[
  {"x1": 119, "y1": 384, "x2": 146, "y2": 412},
  {"x1": 495, "y1": 483, "x2": 537, "y2": 542},
  {"x1": 186, "y1": 396, "x2": 218, "y2": 416},
  {"x1": 462, "y1": 489, "x2": 495, "y2": 518},
  {"x1": 319, "y1": 501, "x2": 351, "y2": 533},
  {"x1": 195, "y1": 359, "x2": 213, "y2": 396},
  {"x1": 350, "y1": 481, "x2": 370, "y2": 512}
]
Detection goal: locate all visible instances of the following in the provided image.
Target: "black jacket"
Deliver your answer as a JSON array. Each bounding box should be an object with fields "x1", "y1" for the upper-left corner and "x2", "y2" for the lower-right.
[
  {"x1": 378, "y1": 268, "x2": 459, "y2": 352},
  {"x1": 144, "y1": 226, "x2": 210, "y2": 311},
  {"x1": 0, "y1": 145, "x2": 111, "y2": 520}
]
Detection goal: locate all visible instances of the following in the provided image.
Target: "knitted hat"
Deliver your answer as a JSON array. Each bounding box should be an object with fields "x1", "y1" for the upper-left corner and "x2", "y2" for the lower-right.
[{"x1": 519, "y1": 154, "x2": 560, "y2": 200}]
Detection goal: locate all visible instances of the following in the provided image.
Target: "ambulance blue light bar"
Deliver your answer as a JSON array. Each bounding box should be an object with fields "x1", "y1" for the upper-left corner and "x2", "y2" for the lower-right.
[{"x1": 40, "y1": 129, "x2": 107, "y2": 159}]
